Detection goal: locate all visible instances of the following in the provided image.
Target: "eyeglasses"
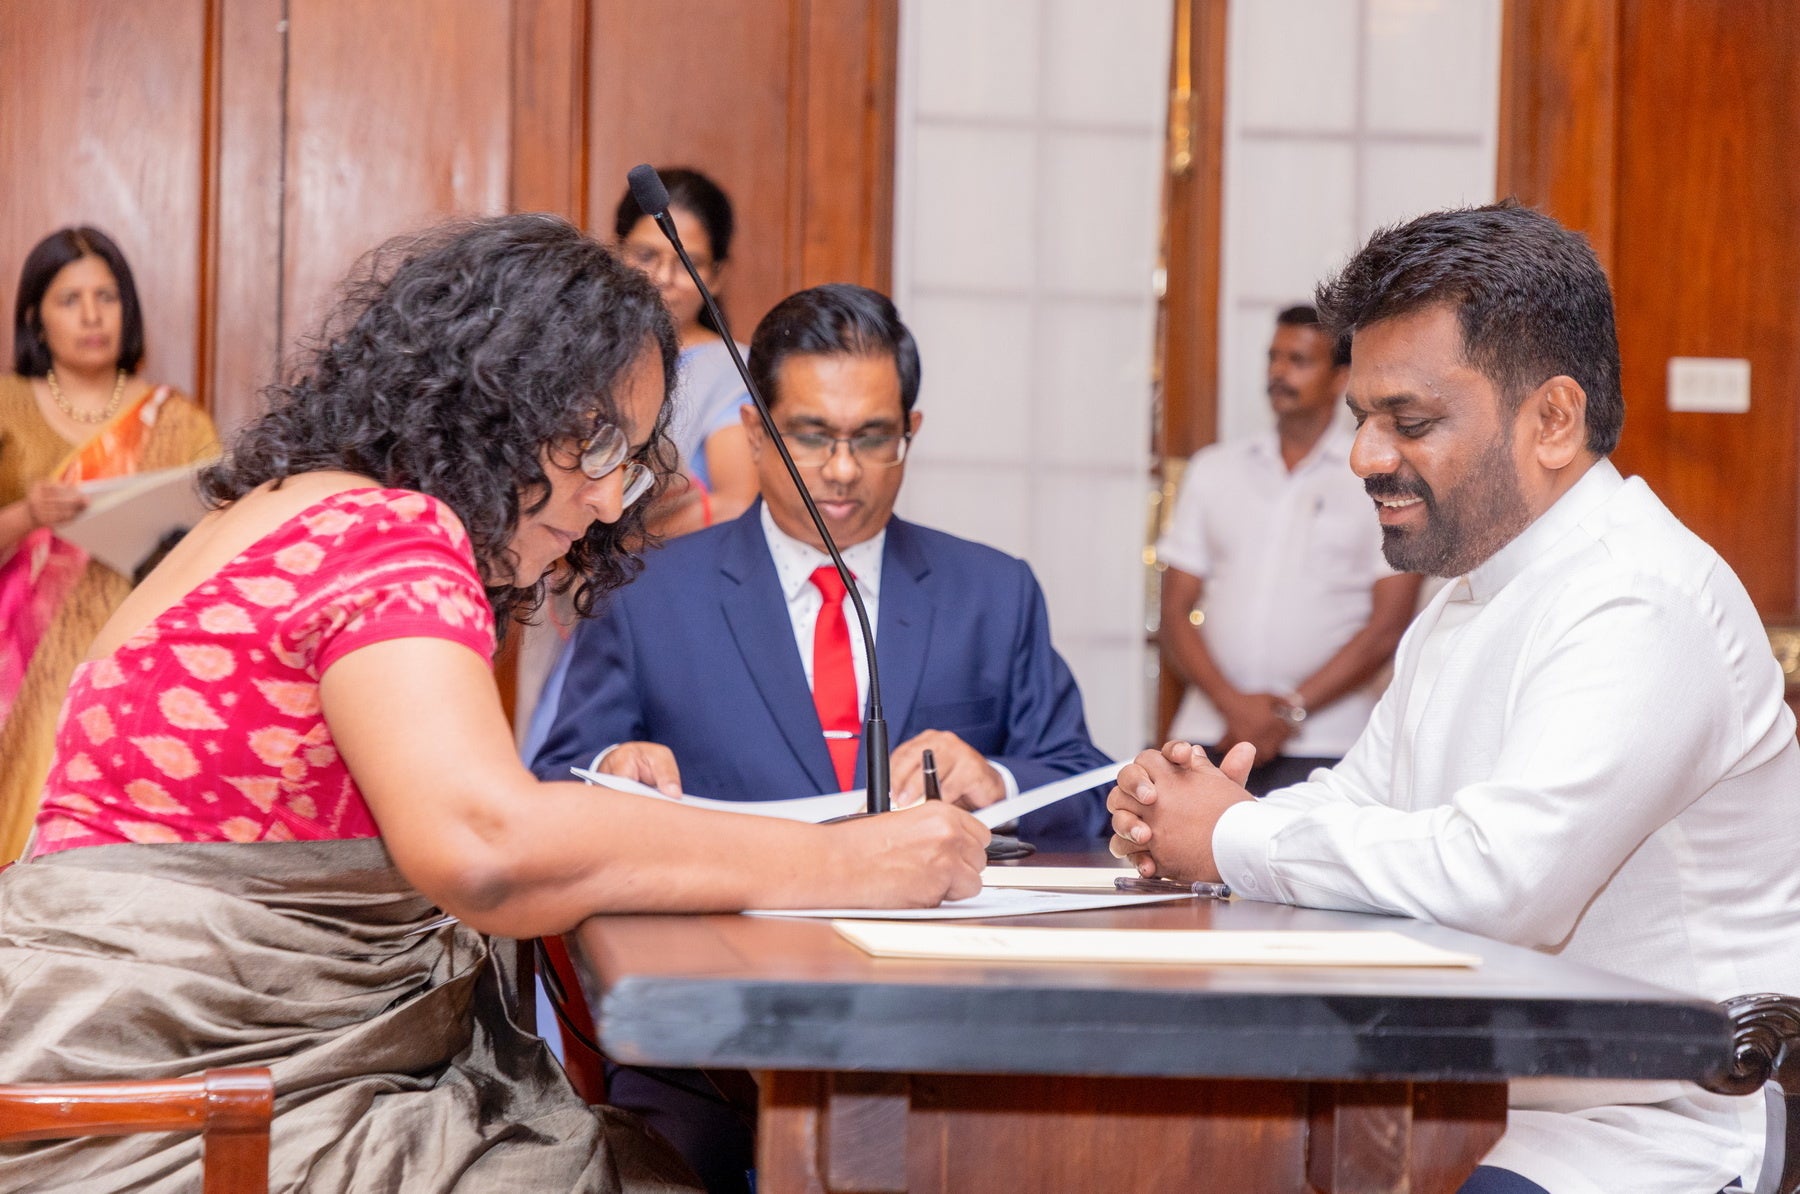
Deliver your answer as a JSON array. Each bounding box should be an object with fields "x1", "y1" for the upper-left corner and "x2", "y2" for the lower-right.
[
  {"x1": 779, "y1": 429, "x2": 911, "y2": 469},
  {"x1": 621, "y1": 243, "x2": 710, "y2": 277},
  {"x1": 579, "y1": 422, "x2": 656, "y2": 509}
]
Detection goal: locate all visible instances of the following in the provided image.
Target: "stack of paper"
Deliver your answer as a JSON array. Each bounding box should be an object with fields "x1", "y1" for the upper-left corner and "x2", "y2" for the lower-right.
[
  {"x1": 573, "y1": 759, "x2": 1121, "y2": 829},
  {"x1": 60, "y1": 461, "x2": 216, "y2": 575},
  {"x1": 744, "y1": 886, "x2": 1192, "y2": 921},
  {"x1": 832, "y1": 921, "x2": 1483, "y2": 968}
]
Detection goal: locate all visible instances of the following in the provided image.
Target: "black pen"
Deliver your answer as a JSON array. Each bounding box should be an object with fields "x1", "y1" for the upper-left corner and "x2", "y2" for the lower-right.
[
  {"x1": 1114, "y1": 876, "x2": 1232, "y2": 899},
  {"x1": 921, "y1": 748, "x2": 942, "y2": 801}
]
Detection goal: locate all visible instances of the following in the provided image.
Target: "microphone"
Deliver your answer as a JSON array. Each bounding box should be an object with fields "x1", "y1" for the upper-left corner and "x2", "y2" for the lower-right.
[{"x1": 627, "y1": 164, "x2": 892, "y2": 816}]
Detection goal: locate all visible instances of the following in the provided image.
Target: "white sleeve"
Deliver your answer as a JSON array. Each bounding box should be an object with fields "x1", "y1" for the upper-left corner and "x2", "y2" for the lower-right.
[
  {"x1": 1155, "y1": 450, "x2": 1215, "y2": 579},
  {"x1": 1212, "y1": 575, "x2": 1739, "y2": 947}
]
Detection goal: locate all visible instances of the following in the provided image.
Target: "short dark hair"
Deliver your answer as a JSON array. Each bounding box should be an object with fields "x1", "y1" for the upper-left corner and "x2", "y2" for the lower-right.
[
  {"x1": 1275, "y1": 303, "x2": 1350, "y2": 367},
  {"x1": 748, "y1": 284, "x2": 921, "y2": 417},
  {"x1": 12, "y1": 226, "x2": 146, "y2": 376},
  {"x1": 614, "y1": 166, "x2": 735, "y2": 336},
  {"x1": 201, "y1": 213, "x2": 679, "y2": 633},
  {"x1": 1314, "y1": 201, "x2": 1623, "y2": 455}
]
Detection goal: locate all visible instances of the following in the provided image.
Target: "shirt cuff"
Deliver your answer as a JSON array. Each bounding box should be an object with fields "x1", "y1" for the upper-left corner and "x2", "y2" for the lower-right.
[
  {"x1": 1211, "y1": 798, "x2": 1307, "y2": 903},
  {"x1": 988, "y1": 760, "x2": 1021, "y2": 799}
]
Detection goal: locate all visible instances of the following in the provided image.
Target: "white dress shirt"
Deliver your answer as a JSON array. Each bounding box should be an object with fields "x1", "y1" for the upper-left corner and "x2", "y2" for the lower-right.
[
  {"x1": 760, "y1": 503, "x2": 886, "y2": 712},
  {"x1": 1157, "y1": 425, "x2": 1397, "y2": 755},
  {"x1": 1214, "y1": 460, "x2": 1800, "y2": 1192},
  {"x1": 758, "y1": 506, "x2": 1017, "y2": 798}
]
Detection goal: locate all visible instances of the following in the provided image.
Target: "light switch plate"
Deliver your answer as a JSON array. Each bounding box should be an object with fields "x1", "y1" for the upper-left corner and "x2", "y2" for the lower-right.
[{"x1": 1667, "y1": 357, "x2": 1751, "y2": 413}]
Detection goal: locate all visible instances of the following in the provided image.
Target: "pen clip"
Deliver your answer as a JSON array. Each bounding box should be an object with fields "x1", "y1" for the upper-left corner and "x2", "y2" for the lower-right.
[{"x1": 921, "y1": 748, "x2": 942, "y2": 801}]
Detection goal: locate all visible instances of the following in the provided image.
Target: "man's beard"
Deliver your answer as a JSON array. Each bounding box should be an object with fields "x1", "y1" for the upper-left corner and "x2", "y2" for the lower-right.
[{"x1": 1365, "y1": 432, "x2": 1532, "y2": 578}]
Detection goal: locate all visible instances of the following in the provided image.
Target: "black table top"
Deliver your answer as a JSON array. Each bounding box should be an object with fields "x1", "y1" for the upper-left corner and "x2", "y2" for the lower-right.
[{"x1": 576, "y1": 879, "x2": 1729, "y2": 1083}]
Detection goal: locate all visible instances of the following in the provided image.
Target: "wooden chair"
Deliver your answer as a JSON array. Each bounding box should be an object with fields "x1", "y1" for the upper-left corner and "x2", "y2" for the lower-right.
[
  {"x1": 1703, "y1": 993, "x2": 1800, "y2": 1194},
  {"x1": 0, "y1": 1066, "x2": 273, "y2": 1194},
  {"x1": 536, "y1": 934, "x2": 609, "y2": 1104}
]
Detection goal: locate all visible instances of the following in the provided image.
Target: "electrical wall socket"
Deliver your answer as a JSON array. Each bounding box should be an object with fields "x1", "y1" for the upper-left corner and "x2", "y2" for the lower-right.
[{"x1": 1667, "y1": 357, "x2": 1751, "y2": 413}]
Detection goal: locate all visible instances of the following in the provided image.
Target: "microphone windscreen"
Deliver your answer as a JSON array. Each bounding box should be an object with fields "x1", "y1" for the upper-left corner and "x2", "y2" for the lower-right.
[{"x1": 627, "y1": 165, "x2": 670, "y2": 218}]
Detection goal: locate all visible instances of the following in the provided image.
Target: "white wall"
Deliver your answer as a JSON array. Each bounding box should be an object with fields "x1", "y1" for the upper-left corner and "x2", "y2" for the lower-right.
[
  {"x1": 893, "y1": 0, "x2": 1172, "y2": 760},
  {"x1": 1218, "y1": 0, "x2": 1502, "y2": 441}
]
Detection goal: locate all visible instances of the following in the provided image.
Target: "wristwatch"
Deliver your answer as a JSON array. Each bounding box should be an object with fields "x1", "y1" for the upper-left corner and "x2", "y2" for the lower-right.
[{"x1": 1273, "y1": 691, "x2": 1308, "y2": 728}]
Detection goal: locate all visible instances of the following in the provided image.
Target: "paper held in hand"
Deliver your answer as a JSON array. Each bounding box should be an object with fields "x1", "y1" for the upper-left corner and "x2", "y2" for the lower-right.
[
  {"x1": 59, "y1": 461, "x2": 217, "y2": 575},
  {"x1": 572, "y1": 758, "x2": 1122, "y2": 829},
  {"x1": 833, "y1": 921, "x2": 1483, "y2": 968}
]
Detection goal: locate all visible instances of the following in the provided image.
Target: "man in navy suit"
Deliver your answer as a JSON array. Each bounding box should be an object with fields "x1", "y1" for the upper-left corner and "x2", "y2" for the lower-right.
[{"x1": 531, "y1": 283, "x2": 1109, "y2": 850}]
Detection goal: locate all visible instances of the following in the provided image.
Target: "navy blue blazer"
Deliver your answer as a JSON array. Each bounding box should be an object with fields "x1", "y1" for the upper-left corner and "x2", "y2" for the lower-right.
[{"x1": 531, "y1": 505, "x2": 1111, "y2": 846}]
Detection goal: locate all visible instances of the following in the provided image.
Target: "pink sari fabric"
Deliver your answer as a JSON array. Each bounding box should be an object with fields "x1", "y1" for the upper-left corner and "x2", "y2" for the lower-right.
[
  {"x1": 0, "y1": 528, "x2": 84, "y2": 725},
  {"x1": 0, "y1": 387, "x2": 176, "y2": 726},
  {"x1": 31, "y1": 487, "x2": 495, "y2": 856}
]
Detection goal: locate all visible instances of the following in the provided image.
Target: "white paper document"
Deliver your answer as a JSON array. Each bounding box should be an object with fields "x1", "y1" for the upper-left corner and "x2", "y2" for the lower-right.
[
  {"x1": 571, "y1": 759, "x2": 1120, "y2": 827},
  {"x1": 59, "y1": 462, "x2": 216, "y2": 575},
  {"x1": 744, "y1": 886, "x2": 1191, "y2": 921},
  {"x1": 833, "y1": 922, "x2": 1483, "y2": 967},
  {"x1": 980, "y1": 865, "x2": 1134, "y2": 890}
]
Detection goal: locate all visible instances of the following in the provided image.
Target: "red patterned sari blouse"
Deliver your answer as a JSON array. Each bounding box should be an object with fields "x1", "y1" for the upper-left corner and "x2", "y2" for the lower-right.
[{"x1": 30, "y1": 488, "x2": 495, "y2": 856}]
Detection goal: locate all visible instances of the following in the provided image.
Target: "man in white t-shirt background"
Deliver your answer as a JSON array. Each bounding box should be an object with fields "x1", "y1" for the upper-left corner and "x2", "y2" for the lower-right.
[{"x1": 1157, "y1": 305, "x2": 1422, "y2": 793}]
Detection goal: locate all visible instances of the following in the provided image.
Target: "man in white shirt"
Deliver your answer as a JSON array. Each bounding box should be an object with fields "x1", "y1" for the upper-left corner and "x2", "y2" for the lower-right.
[
  {"x1": 1158, "y1": 305, "x2": 1421, "y2": 793},
  {"x1": 1110, "y1": 203, "x2": 1800, "y2": 1194}
]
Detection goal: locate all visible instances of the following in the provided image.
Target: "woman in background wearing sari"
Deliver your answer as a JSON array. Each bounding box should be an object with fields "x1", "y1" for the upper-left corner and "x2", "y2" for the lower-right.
[{"x1": 0, "y1": 226, "x2": 218, "y2": 859}]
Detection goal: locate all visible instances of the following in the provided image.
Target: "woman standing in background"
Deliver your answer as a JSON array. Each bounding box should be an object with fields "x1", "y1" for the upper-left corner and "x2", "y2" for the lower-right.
[
  {"x1": 614, "y1": 167, "x2": 758, "y2": 533},
  {"x1": 0, "y1": 226, "x2": 218, "y2": 859}
]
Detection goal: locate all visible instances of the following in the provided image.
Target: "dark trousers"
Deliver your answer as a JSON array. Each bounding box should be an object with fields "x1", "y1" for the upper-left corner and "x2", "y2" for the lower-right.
[
  {"x1": 607, "y1": 1064, "x2": 757, "y2": 1194},
  {"x1": 1458, "y1": 1168, "x2": 1549, "y2": 1194}
]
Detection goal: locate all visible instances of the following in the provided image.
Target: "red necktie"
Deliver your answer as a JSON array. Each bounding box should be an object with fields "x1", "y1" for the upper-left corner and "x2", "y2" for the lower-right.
[{"x1": 809, "y1": 566, "x2": 860, "y2": 790}]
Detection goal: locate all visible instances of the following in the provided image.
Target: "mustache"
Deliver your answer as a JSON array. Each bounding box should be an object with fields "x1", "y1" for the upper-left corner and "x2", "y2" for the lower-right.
[
  {"x1": 1266, "y1": 381, "x2": 1298, "y2": 399},
  {"x1": 1364, "y1": 473, "x2": 1431, "y2": 502}
]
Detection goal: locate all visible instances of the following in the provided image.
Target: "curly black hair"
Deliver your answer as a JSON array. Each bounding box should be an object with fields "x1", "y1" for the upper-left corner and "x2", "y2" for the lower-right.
[{"x1": 201, "y1": 213, "x2": 679, "y2": 632}]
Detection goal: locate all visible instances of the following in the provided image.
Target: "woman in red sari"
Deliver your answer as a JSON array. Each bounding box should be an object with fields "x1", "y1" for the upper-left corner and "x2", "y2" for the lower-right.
[
  {"x1": 0, "y1": 226, "x2": 218, "y2": 859},
  {"x1": 0, "y1": 215, "x2": 985, "y2": 1192}
]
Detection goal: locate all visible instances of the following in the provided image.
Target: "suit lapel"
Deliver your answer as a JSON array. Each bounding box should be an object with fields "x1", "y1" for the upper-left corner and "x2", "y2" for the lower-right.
[
  {"x1": 718, "y1": 507, "x2": 842, "y2": 794},
  {"x1": 870, "y1": 520, "x2": 933, "y2": 747}
]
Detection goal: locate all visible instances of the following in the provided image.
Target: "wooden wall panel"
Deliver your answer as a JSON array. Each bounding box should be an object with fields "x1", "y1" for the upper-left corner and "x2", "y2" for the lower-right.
[
  {"x1": 1502, "y1": 0, "x2": 1800, "y2": 614},
  {"x1": 205, "y1": 0, "x2": 285, "y2": 435},
  {"x1": 281, "y1": 0, "x2": 514, "y2": 352},
  {"x1": 1608, "y1": 1, "x2": 1800, "y2": 613},
  {"x1": 586, "y1": 0, "x2": 895, "y2": 339},
  {"x1": 512, "y1": 0, "x2": 590, "y2": 221},
  {"x1": 587, "y1": 0, "x2": 799, "y2": 336},
  {"x1": 0, "y1": 0, "x2": 206, "y2": 396},
  {"x1": 1495, "y1": 0, "x2": 1619, "y2": 272}
]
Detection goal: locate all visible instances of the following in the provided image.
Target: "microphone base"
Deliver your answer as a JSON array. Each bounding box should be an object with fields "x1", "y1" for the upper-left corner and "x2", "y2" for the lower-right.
[{"x1": 984, "y1": 835, "x2": 1036, "y2": 862}]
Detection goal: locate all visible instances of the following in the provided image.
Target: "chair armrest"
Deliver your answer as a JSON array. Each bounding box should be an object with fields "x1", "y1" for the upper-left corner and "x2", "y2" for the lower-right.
[
  {"x1": 0, "y1": 1067, "x2": 272, "y2": 1194},
  {"x1": 1701, "y1": 994, "x2": 1800, "y2": 1194}
]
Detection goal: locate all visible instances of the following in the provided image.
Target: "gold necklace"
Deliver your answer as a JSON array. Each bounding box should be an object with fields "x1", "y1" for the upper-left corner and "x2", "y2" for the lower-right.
[{"x1": 46, "y1": 368, "x2": 127, "y2": 425}]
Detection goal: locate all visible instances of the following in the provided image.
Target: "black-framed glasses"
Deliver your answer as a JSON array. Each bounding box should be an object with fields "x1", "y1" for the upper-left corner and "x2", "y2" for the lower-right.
[
  {"x1": 779, "y1": 429, "x2": 911, "y2": 469},
  {"x1": 579, "y1": 422, "x2": 655, "y2": 509},
  {"x1": 620, "y1": 242, "x2": 710, "y2": 277}
]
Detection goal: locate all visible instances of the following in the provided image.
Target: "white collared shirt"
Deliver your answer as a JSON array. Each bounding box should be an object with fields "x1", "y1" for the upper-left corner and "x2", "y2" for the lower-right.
[
  {"x1": 760, "y1": 503, "x2": 886, "y2": 711},
  {"x1": 1213, "y1": 459, "x2": 1800, "y2": 1190},
  {"x1": 1157, "y1": 424, "x2": 1396, "y2": 754}
]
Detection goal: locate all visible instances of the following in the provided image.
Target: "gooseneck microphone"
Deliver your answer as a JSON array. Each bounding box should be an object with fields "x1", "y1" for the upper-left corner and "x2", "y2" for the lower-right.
[{"x1": 627, "y1": 164, "x2": 891, "y2": 816}]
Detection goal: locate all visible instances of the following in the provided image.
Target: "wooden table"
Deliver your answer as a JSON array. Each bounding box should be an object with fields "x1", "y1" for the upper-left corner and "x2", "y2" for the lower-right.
[{"x1": 576, "y1": 882, "x2": 1728, "y2": 1193}]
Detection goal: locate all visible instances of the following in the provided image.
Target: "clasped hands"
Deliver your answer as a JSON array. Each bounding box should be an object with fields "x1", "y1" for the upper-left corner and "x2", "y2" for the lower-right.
[
  {"x1": 1107, "y1": 740, "x2": 1257, "y2": 882},
  {"x1": 597, "y1": 729, "x2": 1007, "y2": 810}
]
